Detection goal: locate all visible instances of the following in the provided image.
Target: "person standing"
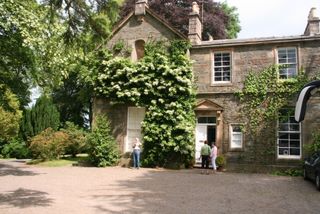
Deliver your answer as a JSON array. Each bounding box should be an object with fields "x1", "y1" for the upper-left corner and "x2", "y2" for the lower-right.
[
  {"x1": 132, "y1": 138, "x2": 142, "y2": 169},
  {"x1": 210, "y1": 142, "x2": 218, "y2": 173},
  {"x1": 200, "y1": 140, "x2": 211, "y2": 174}
]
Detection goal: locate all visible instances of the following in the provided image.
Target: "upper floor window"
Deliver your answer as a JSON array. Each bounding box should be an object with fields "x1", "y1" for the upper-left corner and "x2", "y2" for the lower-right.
[
  {"x1": 212, "y1": 52, "x2": 231, "y2": 83},
  {"x1": 277, "y1": 108, "x2": 301, "y2": 159},
  {"x1": 277, "y1": 47, "x2": 297, "y2": 79}
]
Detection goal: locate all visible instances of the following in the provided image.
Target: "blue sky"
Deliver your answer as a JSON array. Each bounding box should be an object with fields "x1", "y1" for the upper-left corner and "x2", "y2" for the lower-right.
[{"x1": 217, "y1": 0, "x2": 320, "y2": 38}]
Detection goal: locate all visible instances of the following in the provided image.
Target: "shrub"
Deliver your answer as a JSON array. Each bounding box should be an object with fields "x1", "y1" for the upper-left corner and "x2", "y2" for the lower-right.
[
  {"x1": 61, "y1": 122, "x2": 87, "y2": 157},
  {"x1": 272, "y1": 169, "x2": 303, "y2": 177},
  {"x1": 216, "y1": 155, "x2": 226, "y2": 168},
  {"x1": 29, "y1": 128, "x2": 68, "y2": 160},
  {"x1": 304, "y1": 130, "x2": 320, "y2": 156},
  {"x1": 1, "y1": 138, "x2": 30, "y2": 159},
  {"x1": 87, "y1": 115, "x2": 120, "y2": 167}
]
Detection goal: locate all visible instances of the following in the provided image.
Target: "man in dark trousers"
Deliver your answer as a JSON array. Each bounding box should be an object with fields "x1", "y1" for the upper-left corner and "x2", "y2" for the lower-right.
[{"x1": 200, "y1": 140, "x2": 211, "y2": 174}]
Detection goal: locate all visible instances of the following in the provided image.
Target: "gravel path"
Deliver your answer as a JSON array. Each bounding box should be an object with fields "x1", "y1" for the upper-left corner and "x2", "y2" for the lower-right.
[{"x1": 1, "y1": 159, "x2": 320, "y2": 214}]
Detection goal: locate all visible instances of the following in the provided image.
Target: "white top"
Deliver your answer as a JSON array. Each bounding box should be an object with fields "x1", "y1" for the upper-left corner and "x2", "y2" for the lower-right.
[{"x1": 133, "y1": 138, "x2": 142, "y2": 150}]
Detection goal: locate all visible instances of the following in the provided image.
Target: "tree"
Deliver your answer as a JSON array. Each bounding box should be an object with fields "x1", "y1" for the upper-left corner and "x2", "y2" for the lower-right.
[
  {"x1": 0, "y1": 0, "x2": 79, "y2": 101},
  {"x1": 52, "y1": 71, "x2": 91, "y2": 128},
  {"x1": 20, "y1": 95, "x2": 60, "y2": 140},
  {"x1": 220, "y1": 1, "x2": 241, "y2": 39},
  {"x1": 40, "y1": 1, "x2": 124, "y2": 128},
  {"x1": 87, "y1": 115, "x2": 120, "y2": 167},
  {"x1": 43, "y1": 0, "x2": 124, "y2": 44},
  {"x1": 119, "y1": 0, "x2": 241, "y2": 40},
  {"x1": 0, "y1": 0, "x2": 39, "y2": 107},
  {"x1": 0, "y1": 84, "x2": 22, "y2": 142}
]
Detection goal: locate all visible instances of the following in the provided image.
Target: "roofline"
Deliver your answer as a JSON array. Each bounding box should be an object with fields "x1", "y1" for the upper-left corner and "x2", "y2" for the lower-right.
[
  {"x1": 109, "y1": 8, "x2": 187, "y2": 42},
  {"x1": 145, "y1": 8, "x2": 187, "y2": 39},
  {"x1": 109, "y1": 11, "x2": 135, "y2": 39},
  {"x1": 191, "y1": 35, "x2": 320, "y2": 49}
]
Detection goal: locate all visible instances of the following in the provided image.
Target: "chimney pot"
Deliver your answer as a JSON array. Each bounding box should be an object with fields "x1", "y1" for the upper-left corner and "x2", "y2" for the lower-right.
[
  {"x1": 304, "y1": 7, "x2": 320, "y2": 36},
  {"x1": 135, "y1": 0, "x2": 148, "y2": 19},
  {"x1": 188, "y1": 2, "x2": 202, "y2": 44}
]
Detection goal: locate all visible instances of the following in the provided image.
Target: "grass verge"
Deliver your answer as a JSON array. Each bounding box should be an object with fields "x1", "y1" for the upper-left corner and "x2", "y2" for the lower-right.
[{"x1": 27, "y1": 155, "x2": 89, "y2": 167}]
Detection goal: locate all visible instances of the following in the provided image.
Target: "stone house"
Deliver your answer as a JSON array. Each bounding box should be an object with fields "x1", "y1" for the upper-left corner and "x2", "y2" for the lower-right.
[{"x1": 93, "y1": 0, "x2": 320, "y2": 170}]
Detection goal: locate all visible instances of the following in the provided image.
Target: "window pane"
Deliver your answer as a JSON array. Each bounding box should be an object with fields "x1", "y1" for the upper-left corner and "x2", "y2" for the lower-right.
[
  {"x1": 233, "y1": 134, "x2": 241, "y2": 141},
  {"x1": 215, "y1": 76, "x2": 222, "y2": 81},
  {"x1": 215, "y1": 71, "x2": 222, "y2": 76},
  {"x1": 288, "y1": 58, "x2": 296, "y2": 63},
  {"x1": 198, "y1": 117, "x2": 207, "y2": 123},
  {"x1": 289, "y1": 140, "x2": 300, "y2": 148},
  {"x1": 279, "y1": 123, "x2": 289, "y2": 131},
  {"x1": 279, "y1": 59, "x2": 287, "y2": 63},
  {"x1": 232, "y1": 140, "x2": 242, "y2": 148},
  {"x1": 288, "y1": 68, "x2": 297, "y2": 78},
  {"x1": 279, "y1": 140, "x2": 288, "y2": 147},
  {"x1": 279, "y1": 133, "x2": 289, "y2": 139},
  {"x1": 233, "y1": 126, "x2": 241, "y2": 132},
  {"x1": 279, "y1": 148, "x2": 289, "y2": 155},
  {"x1": 198, "y1": 117, "x2": 215, "y2": 124},
  {"x1": 289, "y1": 133, "x2": 300, "y2": 139},
  {"x1": 215, "y1": 62, "x2": 221, "y2": 66},
  {"x1": 207, "y1": 117, "x2": 216, "y2": 123},
  {"x1": 290, "y1": 148, "x2": 300, "y2": 156},
  {"x1": 289, "y1": 124, "x2": 299, "y2": 131}
]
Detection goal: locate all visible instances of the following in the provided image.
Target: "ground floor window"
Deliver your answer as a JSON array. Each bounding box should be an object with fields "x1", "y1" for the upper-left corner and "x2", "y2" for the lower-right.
[
  {"x1": 126, "y1": 107, "x2": 145, "y2": 152},
  {"x1": 230, "y1": 124, "x2": 243, "y2": 149},
  {"x1": 277, "y1": 108, "x2": 301, "y2": 159}
]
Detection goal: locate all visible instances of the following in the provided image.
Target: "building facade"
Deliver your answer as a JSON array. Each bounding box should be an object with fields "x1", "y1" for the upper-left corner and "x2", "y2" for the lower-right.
[{"x1": 93, "y1": 1, "x2": 320, "y2": 170}]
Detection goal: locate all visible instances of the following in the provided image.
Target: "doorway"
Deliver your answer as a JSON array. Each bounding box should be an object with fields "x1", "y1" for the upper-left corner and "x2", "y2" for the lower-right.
[{"x1": 195, "y1": 117, "x2": 216, "y2": 163}]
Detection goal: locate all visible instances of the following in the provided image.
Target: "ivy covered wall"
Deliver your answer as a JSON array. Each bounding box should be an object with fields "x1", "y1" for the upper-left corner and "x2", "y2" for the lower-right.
[{"x1": 88, "y1": 41, "x2": 196, "y2": 168}]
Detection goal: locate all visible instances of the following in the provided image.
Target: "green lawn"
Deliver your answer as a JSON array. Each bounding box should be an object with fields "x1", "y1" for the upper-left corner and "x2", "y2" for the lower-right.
[{"x1": 27, "y1": 154, "x2": 89, "y2": 167}]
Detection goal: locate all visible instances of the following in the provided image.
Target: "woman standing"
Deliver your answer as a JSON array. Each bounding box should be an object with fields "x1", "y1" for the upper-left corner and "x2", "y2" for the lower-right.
[
  {"x1": 132, "y1": 138, "x2": 142, "y2": 169},
  {"x1": 210, "y1": 142, "x2": 218, "y2": 173}
]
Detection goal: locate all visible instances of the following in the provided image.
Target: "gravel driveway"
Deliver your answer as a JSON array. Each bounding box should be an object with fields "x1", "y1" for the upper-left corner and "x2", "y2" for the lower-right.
[{"x1": 1, "y1": 159, "x2": 320, "y2": 214}]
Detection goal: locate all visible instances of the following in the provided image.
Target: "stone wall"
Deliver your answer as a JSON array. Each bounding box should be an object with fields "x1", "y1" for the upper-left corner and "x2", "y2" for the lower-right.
[
  {"x1": 92, "y1": 97, "x2": 128, "y2": 153},
  {"x1": 108, "y1": 13, "x2": 181, "y2": 61}
]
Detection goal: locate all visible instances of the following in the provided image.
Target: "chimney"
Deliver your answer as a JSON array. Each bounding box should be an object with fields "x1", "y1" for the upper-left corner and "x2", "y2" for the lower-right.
[
  {"x1": 304, "y1": 7, "x2": 320, "y2": 36},
  {"x1": 135, "y1": 0, "x2": 148, "y2": 19},
  {"x1": 188, "y1": 2, "x2": 202, "y2": 44}
]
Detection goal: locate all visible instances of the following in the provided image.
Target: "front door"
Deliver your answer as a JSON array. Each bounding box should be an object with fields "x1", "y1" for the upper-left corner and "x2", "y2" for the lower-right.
[
  {"x1": 195, "y1": 125, "x2": 207, "y2": 163},
  {"x1": 195, "y1": 117, "x2": 216, "y2": 163}
]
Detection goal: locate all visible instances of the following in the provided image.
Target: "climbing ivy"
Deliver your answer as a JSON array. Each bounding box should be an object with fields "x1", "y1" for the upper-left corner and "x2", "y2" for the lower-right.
[
  {"x1": 88, "y1": 40, "x2": 196, "y2": 168},
  {"x1": 236, "y1": 65, "x2": 308, "y2": 136}
]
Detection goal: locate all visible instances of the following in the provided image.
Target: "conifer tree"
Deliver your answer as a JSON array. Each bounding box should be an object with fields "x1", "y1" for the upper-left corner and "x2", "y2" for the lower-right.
[{"x1": 20, "y1": 96, "x2": 60, "y2": 140}]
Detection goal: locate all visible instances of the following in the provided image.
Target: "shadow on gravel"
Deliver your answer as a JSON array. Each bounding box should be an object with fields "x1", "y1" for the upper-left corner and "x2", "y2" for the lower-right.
[
  {"x1": 0, "y1": 188, "x2": 53, "y2": 208},
  {"x1": 0, "y1": 163, "x2": 39, "y2": 177},
  {"x1": 91, "y1": 170, "x2": 211, "y2": 213},
  {"x1": 91, "y1": 169, "x2": 320, "y2": 214}
]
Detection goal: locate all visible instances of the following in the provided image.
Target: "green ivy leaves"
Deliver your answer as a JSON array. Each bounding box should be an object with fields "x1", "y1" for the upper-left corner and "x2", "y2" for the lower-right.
[
  {"x1": 89, "y1": 40, "x2": 196, "y2": 168},
  {"x1": 237, "y1": 65, "x2": 308, "y2": 136}
]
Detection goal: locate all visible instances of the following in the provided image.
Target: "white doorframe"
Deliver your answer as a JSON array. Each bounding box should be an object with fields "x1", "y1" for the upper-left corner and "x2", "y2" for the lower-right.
[
  {"x1": 195, "y1": 125, "x2": 207, "y2": 163},
  {"x1": 125, "y1": 107, "x2": 145, "y2": 152},
  {"x1": 195, "y1": 116, "x2": 216, "y2": 164}
]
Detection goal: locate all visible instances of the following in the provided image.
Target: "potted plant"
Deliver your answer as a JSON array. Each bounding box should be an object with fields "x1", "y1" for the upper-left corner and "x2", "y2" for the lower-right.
[{"x1": 216, "y1": 155, "x2": 226, "y2": 171}]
